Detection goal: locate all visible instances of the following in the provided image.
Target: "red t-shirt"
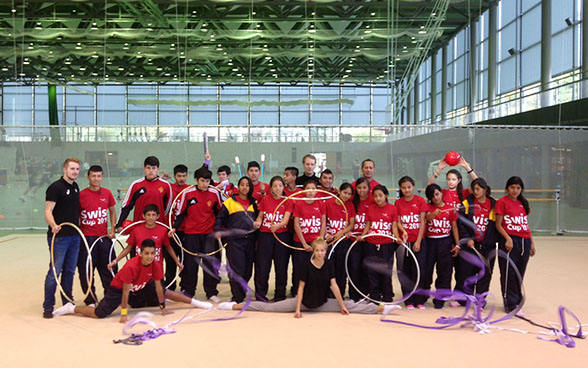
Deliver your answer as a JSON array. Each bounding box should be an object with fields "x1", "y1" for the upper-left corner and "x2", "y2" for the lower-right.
[
  {"x1": 352, "y1": 197, "x2": 374, "y2": 239},
  {"x1": 442, "y1": 188, "x2": 470, "y2": 209},
  {"x1": 171, "y1": 183, "x2": 190, "y2": 231},
  {"x1": 425, "y1": 203, "x2": 458, "y2": 238},
  {"x1": 110, "y1": 256, "x2": 163, "y2": 292},
  {"x1": 79, "y1": 187, "x2": 116, "y2": 236},
  {"x1": 319, "y1": 186, "x2": 338, "y2": 196},
  {"x1": 293, "y1": 199, "x2": 326, "y2": 243},
  {"x1": 470, "y1": 198, "x2": 493, "y2": 242},
  {"x1": 121, "y1": 177, "x2": 173, "y2": 223},
  {"x1": 284, "y1": 186, "x2": 302, "y2": 197},
  {"x1": 365, "y1": 203, "x2": 398, "y2": 244},
  {"x1": 325, "y1": 198, "x2": 356, "y2": 236},
  {"x1": 176, "y1": 187, "x2": 220, "y2": 234},
  {"x1": 258, "y1": 195, "x2": 294, "y2": 234},
  {"x1": 126, "y1": 224, "x2": 170, "y2": 266},
  {"x1": 495, "y1": 197, "x2": 531, "y2": 238},
  {"x1": 395, "y1": 195, "x2": 428, "y2": 243},
  {"x1": 252, "y1": 182, "x2": 268, "y2": 203}
]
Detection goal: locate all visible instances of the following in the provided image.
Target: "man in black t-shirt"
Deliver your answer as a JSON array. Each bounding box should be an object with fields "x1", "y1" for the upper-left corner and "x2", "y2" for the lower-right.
[
  {"x1": 295, "y1": 154, "x2": 320, "y2": 187},
  {"x1": 42, "y1": 157, "x2": 82, "y2": 319}
]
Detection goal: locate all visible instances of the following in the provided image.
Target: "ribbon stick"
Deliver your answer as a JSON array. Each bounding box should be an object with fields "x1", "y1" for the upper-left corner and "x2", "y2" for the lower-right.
[
  {"x1": 203, "y1": 132, "x2": 208, "y2": 154},
  {"x1": 260, "y1": 154, "x2": 266, "y2": 183},
  {"x1": 235, "y1": 156, "x2": 242, "y2": 177}
]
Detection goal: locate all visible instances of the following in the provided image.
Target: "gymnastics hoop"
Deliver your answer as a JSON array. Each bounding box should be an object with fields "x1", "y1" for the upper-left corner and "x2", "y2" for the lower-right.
[
  {"x1": 345, "y1": 233, "x2": 421, "y2": 306},
  {"x1": 167, "y1": 184, "x2": 228, "y2": 257},
  {"x1": 84, "y1": 235, "x2": 113, "y2": 303},
  {"x1": 109, "y1": 220, "x2": 184, "y2": 290},
  {"x1": 50, "y1": 222, "x2": 94, "y2": 304},
  {"x1": 271, "y1": 189, "x2": 348, "y2": 251},
  {"x1": 326, "y1": 231, "x2": 363, "y2": 260}
]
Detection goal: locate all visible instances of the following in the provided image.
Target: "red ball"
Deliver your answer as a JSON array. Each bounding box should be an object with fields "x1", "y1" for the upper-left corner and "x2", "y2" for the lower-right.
[
  {"x1": 444, "y1": 151, "x2": 461, "y2": 166},
  {"x1": 122, "y1": 220, "x2": 133, "y2": 228}
]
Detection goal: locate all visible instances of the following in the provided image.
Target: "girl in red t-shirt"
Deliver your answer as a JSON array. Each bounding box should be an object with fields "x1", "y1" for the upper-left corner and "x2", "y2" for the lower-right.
[
  {"x1": 395, "y1": 176, "x2": 428, "y2": 309},
  {"x1": 358, "y1": 185, "x2": 401, "y2": 303},
  {"x1": 428, "y1": 155, "x2": 477, "y2": 209},
  {"x1": 348, "y1": 177, "x2": 372, "y2": 301},
  {"x1": 253, "y1": 176, "x2": 293, "y2": 301},
  {"x1": 325, "y1": 182, "x2": 356, "y2": 297},
  {"x1": 495, "y1": 176, "x2": 535, "y2": 314},
  {"x1": 292, "y1": 181, "x2": 326, "y2": 297},
  {"x1": 456, "y1": 177, "x2": 497, "y2": 305},
  {"x1": 424, "y1": 184, "x2": 460, "y2": 309}
]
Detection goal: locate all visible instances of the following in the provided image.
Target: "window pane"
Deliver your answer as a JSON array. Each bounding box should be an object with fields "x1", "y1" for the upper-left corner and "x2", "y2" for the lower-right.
[
  {"x1": 189, "y1": 86, "x2": 217, "y2": 126},
  {"x1": 500, "y1": 0, "x2": 517, "y2": 27},
  {"x1": 65, "y1": 85, "x2": 94, "y2": 126},
  {"x1": 551, "y1": 0, "x2": 575, "y2": 34},
  {"x1": 521, "y1": 6, "x2": 541, "y2": 49},
  {"x1": 97, "y1": 85, "x2": 125, "y2": 125},
  {"x1": 343, "y1": 87, "x2": 370, "y2": 125},
  {"x1": 521, "y1": 44, "x2": 541, "y2": 86},
  {"x1": 499, "y1": 58, "x2": 516, "y2": 93},
  {"x1": 552, "y1": 29, "x2": 574, "y2": 75},
  {"x1": 522, "y1": 0, "x2": 541, "y2": 13},
  {"x1": 128, "y1": 85, "x2": 156, "y2": 125},
  {"x1": 499, "y1": 22, "x2": 517, "y2": 61}
]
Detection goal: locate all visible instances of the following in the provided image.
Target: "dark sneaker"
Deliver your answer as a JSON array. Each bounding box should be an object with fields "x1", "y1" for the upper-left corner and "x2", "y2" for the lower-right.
[{"x1": 43, "y1": 311, "x2": 53, "y2": 319}]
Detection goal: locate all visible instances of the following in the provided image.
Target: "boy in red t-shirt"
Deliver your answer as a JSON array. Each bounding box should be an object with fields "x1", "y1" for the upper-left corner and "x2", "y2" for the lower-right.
[
  {"x1": 246, "y1": 161, "x2": 267, "y2": 203},
  {"x1": 53, "y1": 239, "x2": 212, "y2": 321},
  {"x1": 319, "y1": 169, "x2": 338, "y2": 195},
  {"x1": 77, "y1": 165, "x2": 117, "y2": 306},
  {"x1": 170, "y1": 167, "x2": 221, "y2": 301},
  {"x1": 108, "y1": 204, "x2": 182, "y2": 275},
  {"x1": 165, "y1": 164, "x2": 189, "y2": 291}
]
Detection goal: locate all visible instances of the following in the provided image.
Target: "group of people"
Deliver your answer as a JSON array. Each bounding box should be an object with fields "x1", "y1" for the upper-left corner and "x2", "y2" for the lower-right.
[{"x1": 44, "y1": 152, "x2": 535, "y2": 321}]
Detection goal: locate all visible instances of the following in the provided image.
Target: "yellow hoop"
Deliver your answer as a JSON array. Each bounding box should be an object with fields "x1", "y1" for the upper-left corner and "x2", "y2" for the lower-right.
[
  {"x1": 271, "y1": 189, "x2": 348, "y2": 251},
  {"x1": 50, "y1": 222, "x2": 94, "y2": 304}
]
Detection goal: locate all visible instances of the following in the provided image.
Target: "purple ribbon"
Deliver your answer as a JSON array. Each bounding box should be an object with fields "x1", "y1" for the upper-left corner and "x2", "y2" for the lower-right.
[{"x1": 537, "y1": 306, "x2": 585, "y2": 348}]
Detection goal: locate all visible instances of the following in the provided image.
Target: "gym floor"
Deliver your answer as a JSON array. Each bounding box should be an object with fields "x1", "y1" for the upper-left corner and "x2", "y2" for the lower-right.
[{"x1": 1, "y1": 235, "x2": 587, "y2": 367}]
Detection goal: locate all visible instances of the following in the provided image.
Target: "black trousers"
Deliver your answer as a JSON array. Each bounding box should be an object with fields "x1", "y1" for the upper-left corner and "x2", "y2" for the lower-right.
[
  {"x1": 77, "y1": 235, "x2": 116, "y2": 305},
  {"x1": 498, "y1": 236, "x2": 531, "y2": 312},
  {"x1": 180, "y1": 233, "x2": 220, "y2": 298},
  {"x1": 364, "y1": 242, "x2": 397, "y2": 302},
  {"x1": 424, "y1": 236, "x2": 455, "y2": 307},
  {"x1": 332, "y1": 239, "x2": 351, "y2": 297},
  {"x1": 291, "y1": 241, "x2": 312, "y2": 297},
  {"x1": 164, "y1": 231, "x2": 183, "y2": 291},
  {"x1": 346, "y1": 240, "x2": 368, "y2": 302},
  {"x1": 454, "y1": 241, "x2": 496, "y2": 304},
  {"x1": 254, "y1": 231, "x2": 291, "y2": 301},
  {"x1": 225, "y1": 235, "x2": 255, "y2": 303},
  {"x1": 396, "y1": 239, "x2": 428, "y2": 306}
]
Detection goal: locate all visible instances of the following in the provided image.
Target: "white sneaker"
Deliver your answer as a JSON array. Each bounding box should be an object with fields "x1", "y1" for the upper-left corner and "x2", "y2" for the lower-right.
[
  {"x1": 208, "y1": 295, "x2": 221, "y2": 303},
  {"x1": 217, "y1": 301, "x2": 236, "y2": 310},
  {"x1": 191, "y1": 299, "x2": 213, "y2": 309},
  {"x1": 87, "y1": 303, "x2": 96, "y2": 308},
  {"x1": 53, "y1": 302, "x2": 76, "y2": 316},
  {"x1": 406, "y1": 304, "x2": 415, "y2": 310},
  {"x1": 382, "y1": 304, "x2": 401, "y2": 315}
]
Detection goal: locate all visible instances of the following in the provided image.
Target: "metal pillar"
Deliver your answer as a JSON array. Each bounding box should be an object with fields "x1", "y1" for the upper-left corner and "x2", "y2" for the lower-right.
[
  {"x1": 582, "y1": 0, "x2": 588, "y2": 97},
  {"x1": 413, "y1": 73, "x2": 420, "y2": 124},
  {"x1": 488, "y1": 2, "x2": 497, "y2": 108},
  {"x1": 469, "y1": 21, "x2": 478, "y2": 120},
  {"x1": 431, "y1": 51, "x2": 437, "y2": 123},
  {"x1": 407, "y1": 82, "x2": 413, "y2": 124},
  {"x1": 541, "y1": 0, "x2": 552, "y2": 107},
  {"x1": 441, "y1": 44, "x2": 448, "y2": 122}
]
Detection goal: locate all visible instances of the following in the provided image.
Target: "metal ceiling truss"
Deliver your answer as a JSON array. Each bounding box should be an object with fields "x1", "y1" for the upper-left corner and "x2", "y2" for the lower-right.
[{"x1": 0, "y1": 0, "x2": 488, "y2": 86}]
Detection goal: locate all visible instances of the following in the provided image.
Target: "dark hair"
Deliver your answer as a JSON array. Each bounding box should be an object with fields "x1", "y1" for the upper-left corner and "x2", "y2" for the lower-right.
[
  {"x1": 303, "y1": 180, "x2": 317, "y2": 189},
  {"x1": 372, "y1": 184, "x2": 389, "y2": 203},
  {"x1": 446, "y1": 169, "x2": 464, "y2": 202},
  {"x1": 505, "y1": 176, "x2": 530, "y2": 214},
  {"x1": 217, "y1": 165, "x2": 231, "y2": 175},
  {"x1": 237, "y1": 176, "x2": 258, "y2": 212},
  {"x1": 397, "y1": 176, "x2": 415, "y2": 198},
  {"x1": 425, "y1": 183, "x2": 443, "y2": 203},
  {"x1": 144, "y1": 156, "x2": 160, "y2": 168},
  {"x1": 284, "y1": 167, "x2": 299, "y2": 177},
  {"x1": 194, "y1": 167, "x2": 212, "y2": 180},
  {"x1": 361, "y1": 159, "x2": 375, "y2": 168},
  {"x1": 141, "y1": 238, "x2": 156, "y2": 250},
  {"x1": 352, "y1": 177, "x2": 369, "y2": 211},
  {"x1": 87, "y1": 165, "x2": 103, "y2": 176},
  {"x1": 143, "y1": 203, "x2": 159, "y2": 215},
  {"x1": 247, "y1": 161, "x2": 260, "y2": 170},
  {"x1": 339, "y1": 182, "x2": 353, "y2": 197},
  {"x1": 269, "y1": 175, "x2": 285, "y2": 188},
  {"x1": 471, "y1": 177, "x2": 491, "y2": 197},
  {"x1": 173, "y1": 164, "x2": 188, "y2": 175},
  {"x1": 320, "y1": 169, "x2": 333, "y2": 178}
]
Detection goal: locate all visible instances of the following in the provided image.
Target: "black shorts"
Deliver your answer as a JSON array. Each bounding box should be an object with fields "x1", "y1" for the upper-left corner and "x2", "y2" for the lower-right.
[{"x1": 94, "y1": 281, "x2": 160, "y2": 318}]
